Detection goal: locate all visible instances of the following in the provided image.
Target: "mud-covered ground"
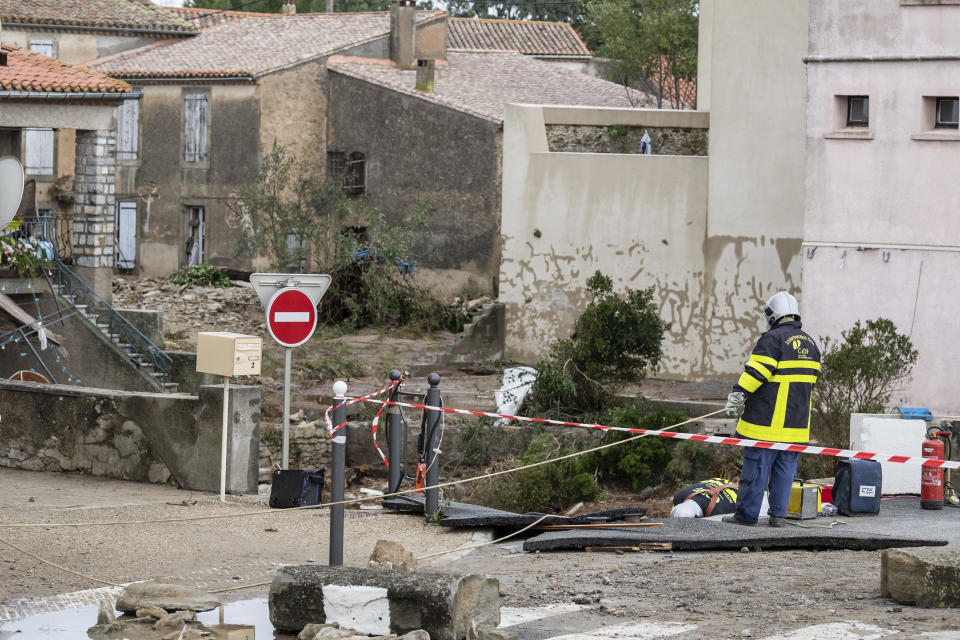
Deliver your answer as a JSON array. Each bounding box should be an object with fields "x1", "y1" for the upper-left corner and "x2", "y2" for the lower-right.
[{"x1": 2, "y1": 467, "x2": 959, "y2": 640}]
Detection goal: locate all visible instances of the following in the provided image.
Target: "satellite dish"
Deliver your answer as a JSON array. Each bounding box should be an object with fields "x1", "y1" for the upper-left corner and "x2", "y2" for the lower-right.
[{"x1": 0, "y1": 156, "x2": 25, "y2": 230}]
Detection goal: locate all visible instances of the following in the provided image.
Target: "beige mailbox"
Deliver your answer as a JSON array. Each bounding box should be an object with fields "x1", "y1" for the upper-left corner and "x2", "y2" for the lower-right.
[{"x1": 196, "y1": 332, "x2": 262, "y2": 377}]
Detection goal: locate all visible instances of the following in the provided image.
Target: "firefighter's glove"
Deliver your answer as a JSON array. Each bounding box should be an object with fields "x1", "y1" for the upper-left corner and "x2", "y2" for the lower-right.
[{"x1": 725, "y1": 391, "x2": 746, "y2": 418}]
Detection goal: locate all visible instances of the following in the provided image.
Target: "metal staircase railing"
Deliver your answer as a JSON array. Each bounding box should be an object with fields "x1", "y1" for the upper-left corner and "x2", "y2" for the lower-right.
[{"x1": 54, "y1": 259, "x2": 172, "y2": 389}]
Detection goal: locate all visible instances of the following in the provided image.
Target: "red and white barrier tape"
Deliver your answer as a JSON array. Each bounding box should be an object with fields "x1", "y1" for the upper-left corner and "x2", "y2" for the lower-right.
[
  {"x1": 324, "y1": 381, "x2": 398, "y2": 436},
  {"x1": 352, "y1": 396, "x2": 960, "y2": 471}
]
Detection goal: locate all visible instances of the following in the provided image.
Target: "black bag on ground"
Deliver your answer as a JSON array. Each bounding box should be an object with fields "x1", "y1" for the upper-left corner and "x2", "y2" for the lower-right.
[
  {"x1": 269, "y1": 469, "x2": 325, "y2": 509},
  {"x1": 833, "y1": 459, "x2": 882, "y2": 516}
]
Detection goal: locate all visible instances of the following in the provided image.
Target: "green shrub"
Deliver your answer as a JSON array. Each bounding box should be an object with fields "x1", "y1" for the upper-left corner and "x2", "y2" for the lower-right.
[
  {"x1": 525, "y1": 271, "x2": 668, "y2": 419},
  {"x1": 168, "y1": 263, "x2": 232, "y2": 288},
  {"x1": 574, "y1": 402, "x2": 688, "y2": 492},
  {"x1": 477, "y1": 433, "x2": 604, "y2": 513},
  {"x1": 813, "y1": 318, "x2": 918, "y2": 448}
]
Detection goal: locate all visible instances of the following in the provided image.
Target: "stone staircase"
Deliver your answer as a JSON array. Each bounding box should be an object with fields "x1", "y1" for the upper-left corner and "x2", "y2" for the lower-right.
[{"x1": 54, "y1": 260, "x2": 173, "y2": 391}]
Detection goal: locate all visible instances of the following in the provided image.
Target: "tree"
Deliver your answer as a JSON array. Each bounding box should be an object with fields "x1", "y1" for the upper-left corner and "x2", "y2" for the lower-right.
[
  {"x1": 234, "y1": 143, "x2": 340, "y2": 272},
  {"x1": 813, "y1": 318, "x2": 919, "y2": 448},
  {"x1": 589, "y1": 0, "x2": 698, "y2": 108}
]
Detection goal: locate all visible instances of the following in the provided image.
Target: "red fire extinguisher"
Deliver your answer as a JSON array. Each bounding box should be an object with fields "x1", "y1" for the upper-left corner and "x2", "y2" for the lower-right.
[{"x1": 921, "y1": 430, "x2": 947, "y2": 510}]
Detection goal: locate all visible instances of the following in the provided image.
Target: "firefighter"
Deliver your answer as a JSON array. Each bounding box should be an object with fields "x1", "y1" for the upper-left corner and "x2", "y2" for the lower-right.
[
  {"x1": 670, "y1": 478, "x2": 739, "y2": 518},
  {"x1": 722, "y1": 291, "x2": 821, "y2": 527}
]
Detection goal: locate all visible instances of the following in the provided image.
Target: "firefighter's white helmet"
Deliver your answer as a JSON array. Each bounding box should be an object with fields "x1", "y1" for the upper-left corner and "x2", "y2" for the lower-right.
[{"x1": 764, "y1": 291, "x2": 800, "y2": 328}]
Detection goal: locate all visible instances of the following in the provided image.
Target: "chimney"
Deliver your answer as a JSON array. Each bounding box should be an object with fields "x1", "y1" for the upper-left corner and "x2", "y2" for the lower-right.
[
  {"x1": 390, "y1": 0, "x2": 416, "y2": 69},
  {"x1": 415, "y1": 59, "x2": 434, "y2": 92},
  {"x1": 282, "y1": 0, "x2": 297, "y2": 15}
]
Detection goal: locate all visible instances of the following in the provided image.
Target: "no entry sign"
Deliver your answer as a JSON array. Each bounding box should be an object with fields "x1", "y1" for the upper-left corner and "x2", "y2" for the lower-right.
[{"x1": 266, "y1": 287, "x2": 317, "y2": 347}]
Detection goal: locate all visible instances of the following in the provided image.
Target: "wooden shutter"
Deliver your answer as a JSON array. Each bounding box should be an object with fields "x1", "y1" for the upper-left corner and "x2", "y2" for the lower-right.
[
  {"x1": 24, "y1": 128, "x2": 54, "y2": 175},
  {"x1": 117, "y1": 99, "x2": 139, "y2": 160},
  {"x1": 184, "y1": 94, "x2": 208, "y2": 163}
]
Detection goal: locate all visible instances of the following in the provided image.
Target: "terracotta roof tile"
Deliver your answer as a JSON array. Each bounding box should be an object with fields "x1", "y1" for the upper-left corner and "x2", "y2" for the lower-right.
[
  {"x1": 0, "y1": 43, "x2": 131, "y2": 93},
  {"x1": 327, "y1": 51, "x2": 653, "y2": 123},
  {"x1": 166, "y1": 6, "x2": 279, "y2": 31},
  {"x1": 448, "y1": 18, "x2": 590, "y2": 57},
  {"x1": 0, "y1": 0, "x2": 195, "y2": 33},
  {"x1": 90, "y1": 10, "x2": 445, "y2": 79}
]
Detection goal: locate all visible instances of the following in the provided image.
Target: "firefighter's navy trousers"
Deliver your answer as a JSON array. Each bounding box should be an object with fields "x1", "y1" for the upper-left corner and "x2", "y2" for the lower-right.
[{"x1": 733, "y1": 446, "x2": 799, "y2": 524}]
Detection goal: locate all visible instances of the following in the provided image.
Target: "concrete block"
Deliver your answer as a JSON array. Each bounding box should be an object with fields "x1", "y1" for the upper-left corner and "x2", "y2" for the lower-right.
[
  {"x1": 882, "y1": 545, "x2": 960, "y2": 608},
  {"x1": 270, "y1": 566, "x2": 500, "y2": 639}
]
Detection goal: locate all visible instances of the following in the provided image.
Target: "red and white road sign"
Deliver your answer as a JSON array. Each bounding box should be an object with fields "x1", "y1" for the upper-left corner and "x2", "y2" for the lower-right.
[{"x1": 266, "y1": 287, "x2": 317, "y2": 348}]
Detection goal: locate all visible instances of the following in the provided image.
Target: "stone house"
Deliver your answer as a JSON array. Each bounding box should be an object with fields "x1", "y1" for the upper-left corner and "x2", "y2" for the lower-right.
[
  {"x1": 0, "y1": 0, "x2": 194, "y2": 265},
  {"x1": 89, "y1": 8, "x2": 449, "y2": 277},
  {"x1": 0, "y1": 34, "x2": 132, "y2": 297},
  {"x1": 89, "y1": 6, "x2": 651, "y2": 297}
]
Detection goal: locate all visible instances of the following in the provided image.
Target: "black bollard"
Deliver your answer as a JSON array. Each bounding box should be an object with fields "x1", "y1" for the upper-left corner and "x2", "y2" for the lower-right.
[
  {"x1": 387, "y1": 369, "x2": 403, "y2": 493},
  {"x1": 424, "y1": 372, "x2": 442, "y2": 519},
  {"x1": 329, "y1": 380, "x2": 347, "y2": 566}
]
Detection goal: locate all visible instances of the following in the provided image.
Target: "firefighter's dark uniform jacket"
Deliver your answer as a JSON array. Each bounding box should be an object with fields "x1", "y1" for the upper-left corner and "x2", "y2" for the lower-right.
[
  {"x1": 672, "y1": 478, "x2": 738, "y2": 516},
  {"x1": 733, "y1": 319, "x2": 821, "y2": 444}
]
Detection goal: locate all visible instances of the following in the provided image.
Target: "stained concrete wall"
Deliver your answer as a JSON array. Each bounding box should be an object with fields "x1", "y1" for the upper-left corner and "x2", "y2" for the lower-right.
[
  {"x1": 326, "y1": 70, "x2": 502, "y2": 294},
  {"x1": 0, "y1": 380, "x2": 261, "y2": 493},
  {"x1": 802, "y1": 0, "x2": 960, "y2": 413},
  {"x1": 500, "y1": 105, "x2": 714, "y2": 375}
]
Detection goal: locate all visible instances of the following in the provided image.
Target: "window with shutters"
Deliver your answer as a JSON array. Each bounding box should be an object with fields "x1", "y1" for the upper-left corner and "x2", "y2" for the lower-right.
[
  {"x1": 117, "y1": 98, "x2": 139, "y2": 160},
  {"x1": 183, "y1": 93, "x2": 209, "y2": 164},
  {"x1": 29, "y1": 40, "x2": 53, "y2": 57},
  {"x1": 24, "y1": 128, "x2": 54, "y2": 175}
]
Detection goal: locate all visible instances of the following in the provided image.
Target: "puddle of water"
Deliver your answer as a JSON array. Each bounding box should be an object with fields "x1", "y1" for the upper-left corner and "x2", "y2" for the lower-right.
[{"x1": 0, "y1": 598, "x2": 295, "y2": 640}]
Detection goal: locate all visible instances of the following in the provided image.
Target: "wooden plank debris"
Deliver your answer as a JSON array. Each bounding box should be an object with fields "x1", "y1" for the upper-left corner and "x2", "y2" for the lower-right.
[
  {"x1": 0, "y1": 292, "x2": 63, "y2": 344},
  {"x1": 585, "y1": 543, "x2": 673, "y2": 552},
  {"x1": 535, "y1": 522, "x2": 665, "y2": 531}
]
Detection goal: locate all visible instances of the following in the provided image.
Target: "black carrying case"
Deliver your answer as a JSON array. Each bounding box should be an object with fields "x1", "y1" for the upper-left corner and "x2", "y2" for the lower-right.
[
  {"x1": 833, "y1": 459, "x2": 882, "y2": 516},
  {"x1": 269, "y1": 468, "x2": 325, "y2": 509}
]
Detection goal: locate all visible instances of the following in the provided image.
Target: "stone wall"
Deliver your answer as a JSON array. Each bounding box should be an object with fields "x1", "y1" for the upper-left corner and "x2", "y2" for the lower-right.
[
  {"x1": 259, "y1": 420, "x2": 332, "y2": 474},
  {"x1": 0, "y1": 380, "x2": 261, "y2": 493},
  {"x1": 545, "y1": 124, "x2": 708, "y2": 156}
]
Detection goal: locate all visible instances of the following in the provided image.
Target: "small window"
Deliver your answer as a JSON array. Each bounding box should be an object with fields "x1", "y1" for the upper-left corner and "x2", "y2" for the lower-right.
[
  {"x1": 846, "y1": 96, "x2": 869, "y2": 127},
  {"x1": 117, "y1": 98, "x2": 139, "y2": 160},
  {"x1": 29, "y1": 40, "x2": 53, "y2": 57},
  {"x1": 344, "y1": 152, "x2": 366, "y2": 196},
  {"x1": 936, "y1": 97, "x2": 959, "y2": 129},
  {"x1": 24, "y1": 128, "x2": 54, "y2": 175},
  {"x1": 183, "y1": 93, "x2": 208, "y2": 163}
]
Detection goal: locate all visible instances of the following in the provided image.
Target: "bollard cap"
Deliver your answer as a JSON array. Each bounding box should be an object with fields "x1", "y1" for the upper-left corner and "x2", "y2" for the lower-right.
[
  {"x1": 428, "y1": 372, "x2": 440, "y2": 386},
  {"x1": 333, "y1": 380, "x2": 348, "y2": 397},
  {"x1": 390, "y1": 369, "x2": 402, "y2": 381}
]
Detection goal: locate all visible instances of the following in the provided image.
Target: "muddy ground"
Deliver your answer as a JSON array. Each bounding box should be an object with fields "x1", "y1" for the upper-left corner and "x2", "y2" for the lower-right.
[{"x1": 2, "y1": 467, "x2": 959, "y2": 639}]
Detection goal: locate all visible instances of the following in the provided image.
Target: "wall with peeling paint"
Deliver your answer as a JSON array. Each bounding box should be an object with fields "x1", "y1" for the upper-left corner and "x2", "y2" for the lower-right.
[
  {"x1": 500, "y1": 121, "x2": 805, "y2": 378},
  {"x1": 802, "y1": 0, "x2": 960, "y2": 413}
]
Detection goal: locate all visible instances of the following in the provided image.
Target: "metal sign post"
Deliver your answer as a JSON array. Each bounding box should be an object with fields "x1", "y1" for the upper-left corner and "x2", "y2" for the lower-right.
[{"x1": 250, "y1": 274, "x2": 331, "y2": 470}]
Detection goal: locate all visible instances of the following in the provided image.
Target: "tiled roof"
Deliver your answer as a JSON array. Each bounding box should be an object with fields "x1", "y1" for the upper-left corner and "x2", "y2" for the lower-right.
[
  {"x1": 0, "y1": 43, "x2": 131, "y2": 93},
  {"x1": 327, "y1": 51, "x2": 653, "y2": 123},
  {"x1": 90, "y1": 11, "x2": 445, "y2": 79},
  {"x1": 0, "y1": 0, "x2": 195, "y2": 33},
  {"x1": 448, "y1": 18, "x2": 590, "y2": 57},
  {"x1": 166, "y1": 6, "x2": 279, "y2": 31}
]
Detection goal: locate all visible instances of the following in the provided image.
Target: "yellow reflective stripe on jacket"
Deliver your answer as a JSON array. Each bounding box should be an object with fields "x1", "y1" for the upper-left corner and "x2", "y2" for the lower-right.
[
  {"x1": 737, "y1": 371, "x2": 763, "y2": 393},
  {"x1": 749, "y1": 354, "x2": 778, "y2": 368},
  {"x1": 771, "y1": 374, "x2": 818, "y2": 384},
  {"x1": 778, "y1": 360, "x2": 821, "y2": 371},
  {"x1": 736, "y1": 417, "x2": 810, "y2": 444},
  {"x1": 746, "y1": 360, "x2": 773, "y2": 380},
  {"x1": 772, "y1": 382, "x2": 790, "y2": 428}
]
